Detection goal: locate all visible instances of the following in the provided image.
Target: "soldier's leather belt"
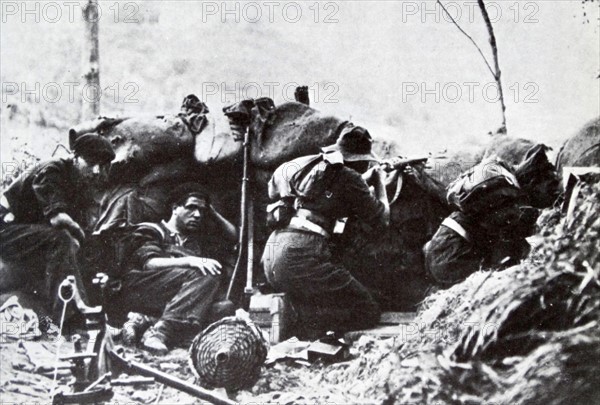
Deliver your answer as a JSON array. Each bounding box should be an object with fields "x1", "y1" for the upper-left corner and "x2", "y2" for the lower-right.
[
  {"x1": 289, "y1": 216, "x2": 329, "y2": 238},
  {"x1": 295, "y1": 208, "x2": 332, "y2": 230}
]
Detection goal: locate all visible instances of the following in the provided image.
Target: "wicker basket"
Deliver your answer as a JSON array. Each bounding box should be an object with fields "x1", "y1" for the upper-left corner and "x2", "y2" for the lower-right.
[{"x1": 189, "y1": 315, "x2": 268, "y2": 391}]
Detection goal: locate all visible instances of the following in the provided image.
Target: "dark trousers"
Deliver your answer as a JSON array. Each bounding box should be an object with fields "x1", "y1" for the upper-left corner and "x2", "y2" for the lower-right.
[
  {"x1": 261, "y1": 229, "x2": 380, "y2": 338},
  {"x1": 0, "y1": 223, "x2": 80, "y2": 319},
  {"x1": 110, "y1": 267, "x2": 222, "y2": 345}
]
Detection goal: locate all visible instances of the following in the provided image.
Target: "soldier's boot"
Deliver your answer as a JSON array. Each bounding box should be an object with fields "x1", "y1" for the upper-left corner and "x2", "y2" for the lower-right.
[
  {"x1": 141, "y1": 320, "x2": 169, "y2": 355},
  {"x1": 122, "y1": 312, "x2": 154, "y2": 346}
]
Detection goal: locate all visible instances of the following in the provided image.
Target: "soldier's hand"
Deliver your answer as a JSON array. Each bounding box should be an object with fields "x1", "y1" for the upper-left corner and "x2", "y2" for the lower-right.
[
  {"x1": 362, "y1": 166, "x2": 385, "y2": 184},
  {"x1": 403, "y1": 164, "x2": 426, "y2": 182},
  {"x1": 361, "y1": 167, "x2": 376, "y2": 183},
  {"x1": 187, "y1": 257, "x2": 222, "y2": 276},
  {"x1": 49, "y1": 212, "x2": 85, "y2": 242}
]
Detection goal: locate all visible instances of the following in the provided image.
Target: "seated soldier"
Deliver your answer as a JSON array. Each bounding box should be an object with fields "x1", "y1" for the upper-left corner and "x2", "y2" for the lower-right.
[
  {"x1": 261, "y1": 126, "x2": 390, "y2": 338},
  {"x1": 0, "y1": 134, "x2": 115, "y2": 319},
  {"x1": 110, "y1": 184, "x2": 237, "y2": 354},
  {"x1": 424, "y1": 158, "x2": 537, "y2": 287}
]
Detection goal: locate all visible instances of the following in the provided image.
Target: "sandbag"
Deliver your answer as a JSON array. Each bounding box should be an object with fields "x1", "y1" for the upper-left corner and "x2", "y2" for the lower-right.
[{"x1": 556, "y1": 116, "x2": 600, "y2": 172}]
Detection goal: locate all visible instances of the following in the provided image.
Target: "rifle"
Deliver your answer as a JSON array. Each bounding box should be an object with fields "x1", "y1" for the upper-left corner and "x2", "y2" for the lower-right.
[
  {"x1": 108, "y1": 347, "x2": 237, "y2": 405},
  {"x1": 379, "y1": 156, "x2": 429, "y2": 172}
]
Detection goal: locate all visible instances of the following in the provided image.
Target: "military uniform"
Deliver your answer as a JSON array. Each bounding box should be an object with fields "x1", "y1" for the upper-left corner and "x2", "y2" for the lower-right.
[
  {"x1": 1, "y1": 134, "x2": 114, "y2": 318},
  {"x1": 109, "y1": 221, "x2": 224, "y2": 346},
  {"x1": 1, "y1": 159, "x2": 97, "y2": 314},
  {"x1": 262, "y1": 152, "x2": 385, "y2": 337},
  {"x1": 424, "y1": 159, "x2": 534, "y2": 287}
]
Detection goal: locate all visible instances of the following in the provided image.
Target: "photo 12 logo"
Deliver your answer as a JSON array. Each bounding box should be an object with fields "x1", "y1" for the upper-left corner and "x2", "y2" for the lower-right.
[
  {"x1": 200, "y1": 1, "x2": 340, "y2": 23},
  {"x1": 401, "y1": 1, "x2": 540, "y2": 24},
  {"x1": 2, "y1": 81, "x2": 140, "y2": 104},
  {"x1": 401, "y1": 81, "x2": 540, "y2": 104},
  {"x1": 1, "y1": 1, "x2": 159, "y2": 24},
  {"x1": 201, "y1": 81, "x2": 339, "y2": 104}
]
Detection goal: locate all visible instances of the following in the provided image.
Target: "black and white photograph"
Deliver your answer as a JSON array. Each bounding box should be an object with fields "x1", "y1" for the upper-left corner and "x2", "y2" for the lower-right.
[{"x1": 1, "y1": 0, "x2": 599, "y2": 403}]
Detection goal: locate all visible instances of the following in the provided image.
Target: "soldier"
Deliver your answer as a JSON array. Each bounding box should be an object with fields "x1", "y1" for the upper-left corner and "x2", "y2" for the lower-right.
[
  {"x1": 424, "y1": 158, "x2": 536, "y2": 287},
  {"x1": 0, "y1": 134, "x2": 115, "y2": 318},
  {"x1": 262, "y1": 126, "x2": 390, "y2": 338},
  {"x1": 110, "y1": 184, "x2": 237, "y2": 354}
]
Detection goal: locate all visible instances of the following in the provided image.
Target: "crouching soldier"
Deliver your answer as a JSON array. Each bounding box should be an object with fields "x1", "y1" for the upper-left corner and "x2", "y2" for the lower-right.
[
  {"x1": 424, "y1": 158, "x2": 536, "y2": 287},
  {"x1": 0, "y1": 134, "x2": 115, "y2": 318},
  {"x1": 108, "y1": 184, "x2": 237, "y2": 354},
  {"x1": 261, "y1": 126, "x2": 389, "y2": 338}
]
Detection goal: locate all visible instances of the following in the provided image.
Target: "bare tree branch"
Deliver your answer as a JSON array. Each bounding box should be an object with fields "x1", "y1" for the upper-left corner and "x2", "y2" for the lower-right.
[
  {"x1": 437, "y1": 0, "x2": 508, "y2": 133},
  {"x1": 436, "y1": 0, "x2": 495, "y2": 77},
  {"x1": 477, "y1": 0, "x2": 507, "y2": 132}
]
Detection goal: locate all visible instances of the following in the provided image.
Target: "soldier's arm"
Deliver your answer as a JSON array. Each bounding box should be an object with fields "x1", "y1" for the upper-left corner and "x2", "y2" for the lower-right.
[
  {"x1": 144, "y1": 256, "x2": 222, "y2": 276},
  {"x1": 130, "y1": 226, "x2": 222, "y2": 276},
  {"x1": 346, "y1": 168, "x2": 390, "y2": 229},
  {"x1": 364, "y1": 166, "x2": 390, "y2": 226},
  {"x1": 424, "y1": 226, "x2": 483, "y2": 286},
  {"x1": 32, "y1": 162, "x2": 85, "y2": 241},
  {"x1": 208, "y1": 205, "x2": 238, "y2": 243},
  {"x1": 32, "y1": 162, "x2": 72, "y2": 220}
]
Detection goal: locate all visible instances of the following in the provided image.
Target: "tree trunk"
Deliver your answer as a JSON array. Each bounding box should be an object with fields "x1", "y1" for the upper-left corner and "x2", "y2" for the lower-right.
[
  {"x1": 81, "y1": 0, "x2": 100, "y2": 121},
  {"x1": 437, "y1": 0, "x2": 508, "y2": 134},
  {"x1": 477, "y1": 0, "x2": 507, "y2": 133}
]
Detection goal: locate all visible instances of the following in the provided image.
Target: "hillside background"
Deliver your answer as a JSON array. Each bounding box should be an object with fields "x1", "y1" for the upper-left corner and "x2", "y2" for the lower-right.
[{"x1": 1, "y1": 0, "x2": 599, "y2": 174}]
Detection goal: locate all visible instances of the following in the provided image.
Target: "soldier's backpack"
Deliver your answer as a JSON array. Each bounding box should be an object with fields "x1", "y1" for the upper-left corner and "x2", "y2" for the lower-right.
[
  {"x1": 266, "y1": 151, "x2": 344, "y2": 229},
  {"x1": 289, "y1": 151, "x2": 343, "y2": 202},
  {"x1": 446, "y1": 158, "x2": 521, "y2": 214}
]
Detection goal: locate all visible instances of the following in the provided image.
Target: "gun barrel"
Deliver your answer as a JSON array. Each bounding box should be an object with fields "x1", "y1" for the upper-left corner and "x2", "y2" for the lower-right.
[{"x1": 380, "y1": 156, "x2": 428, "y2": 172}]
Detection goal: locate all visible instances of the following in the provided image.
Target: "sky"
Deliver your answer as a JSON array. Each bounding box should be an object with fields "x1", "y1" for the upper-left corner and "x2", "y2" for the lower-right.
[{"x1": 1, "y1": 0, "x2": 599, "y2": 156}]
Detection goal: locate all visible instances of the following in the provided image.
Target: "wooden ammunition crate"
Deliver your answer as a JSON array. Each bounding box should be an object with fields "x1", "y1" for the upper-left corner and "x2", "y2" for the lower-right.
[{"x1": 248, "y1": 293, "x2": 292, "y2": 344}]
